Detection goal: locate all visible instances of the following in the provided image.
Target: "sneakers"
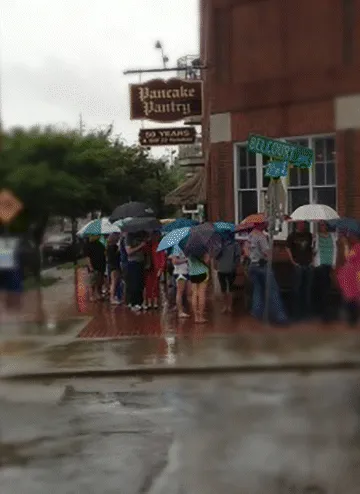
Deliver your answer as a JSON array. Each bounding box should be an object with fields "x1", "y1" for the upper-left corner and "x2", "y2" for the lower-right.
[
  {"x1": 132, "y1": 305, "x2": 142, "y2": 313},
  {"x1": 110, "y1": 298, "x2": 121, "y2": 305}
]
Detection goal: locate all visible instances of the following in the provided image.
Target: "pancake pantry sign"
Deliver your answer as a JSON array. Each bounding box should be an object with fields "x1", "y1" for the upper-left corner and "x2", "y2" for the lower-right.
[{"x1": 129, "y1": 78, "x2": 203, "y2": 123}]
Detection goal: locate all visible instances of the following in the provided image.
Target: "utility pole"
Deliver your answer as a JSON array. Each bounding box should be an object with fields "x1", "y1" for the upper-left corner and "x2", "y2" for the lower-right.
[{"x1": 79, "y1": 113, "x2": 85, "y2": 135}]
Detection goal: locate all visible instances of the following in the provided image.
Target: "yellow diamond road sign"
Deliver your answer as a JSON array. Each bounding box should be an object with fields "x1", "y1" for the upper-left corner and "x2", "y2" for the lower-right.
[{"x1": 0, "y1": 189, "x2": 23, "y2": 224}]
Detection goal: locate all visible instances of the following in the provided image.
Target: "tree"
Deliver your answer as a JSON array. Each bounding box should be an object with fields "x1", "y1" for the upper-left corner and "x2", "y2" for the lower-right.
[{"x1": 0, "y1": 126, "x2": 181, "y2": 242}]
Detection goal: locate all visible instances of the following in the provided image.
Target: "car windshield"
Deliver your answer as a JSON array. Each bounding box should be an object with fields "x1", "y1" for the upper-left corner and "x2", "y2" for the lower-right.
[{"x1": 47, "y1": 235, "x2": 72, "y2": 243}]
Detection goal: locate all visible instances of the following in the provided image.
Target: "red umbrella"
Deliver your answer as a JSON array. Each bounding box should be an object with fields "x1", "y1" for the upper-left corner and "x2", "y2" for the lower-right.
[
  {"x1": 236, "y1": 213, "x2": 267, "y2": 232},
  {"x1": 236, "y1": 213, "x2": 291, "y2": 232}
]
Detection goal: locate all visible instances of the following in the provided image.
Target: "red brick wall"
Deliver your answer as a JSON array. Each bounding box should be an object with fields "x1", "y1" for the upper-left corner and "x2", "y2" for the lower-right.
[
  {"x1": 205, "y1": 0, "x2": 360, "y2": 115},
  {"x1": 231, "y1": 100, "x2": 335, "y2": 142},
  {"x1": 336, "y1": 130, "x2": 360, "y2": 218},
  {"x1": 207, "y1": 143, "x2": 234, "y2": 221}
]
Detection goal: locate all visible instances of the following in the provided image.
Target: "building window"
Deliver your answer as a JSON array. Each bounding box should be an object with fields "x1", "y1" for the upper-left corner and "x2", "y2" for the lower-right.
[{"x1": 235, "y1": 135, "x2": 336, "y2": 222}]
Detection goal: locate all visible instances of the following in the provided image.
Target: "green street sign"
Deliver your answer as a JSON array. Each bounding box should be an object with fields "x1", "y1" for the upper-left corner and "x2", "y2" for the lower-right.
[
  {"x1": 265, "y1": 160, "x2": 288, "y2": 178},
  {"x1": 247, "y1": 134, "x2": 313, "y2": 168}
]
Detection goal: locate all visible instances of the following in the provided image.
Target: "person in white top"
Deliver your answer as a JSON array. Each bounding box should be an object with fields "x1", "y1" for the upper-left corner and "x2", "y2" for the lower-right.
[{"x1": 169, "y1": 245, "x2": 190, "y2": 318}]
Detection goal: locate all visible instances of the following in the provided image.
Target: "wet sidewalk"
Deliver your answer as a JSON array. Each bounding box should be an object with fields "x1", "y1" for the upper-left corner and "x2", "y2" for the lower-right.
[
  {"x1": 3, "y1": 309, "x2": 360, "y2": 378},
  {"x1": 2, "y1": 267, "x2": 360, "y2": 379},
  {"x1": 0, "y1": 267, "x2": 80, "y2": 326}
]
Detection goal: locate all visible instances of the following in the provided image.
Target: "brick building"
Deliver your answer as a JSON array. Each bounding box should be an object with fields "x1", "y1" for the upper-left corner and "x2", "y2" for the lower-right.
[{"x1": 200, "y1": 0, "x2": 360, "y2": 230}]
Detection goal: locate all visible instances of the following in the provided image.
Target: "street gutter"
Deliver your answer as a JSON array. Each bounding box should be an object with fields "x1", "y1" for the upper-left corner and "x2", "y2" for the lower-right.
[{"x1": 3, "y1": 359, "x2": 360, "y2": 381}]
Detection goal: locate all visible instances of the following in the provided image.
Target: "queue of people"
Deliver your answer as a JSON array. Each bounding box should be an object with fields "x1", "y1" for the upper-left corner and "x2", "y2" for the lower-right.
[{"x1": 83, "y1": 220, "x2": 360, "y2": 327}]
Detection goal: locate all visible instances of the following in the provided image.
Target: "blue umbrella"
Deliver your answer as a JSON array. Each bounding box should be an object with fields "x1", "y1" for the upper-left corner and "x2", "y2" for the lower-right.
[
  {"x1": 327, "y1": 218, "x2": 360, "y2": 235},
  {"x1": 157, "y1": 227, "x2": 191, "y2": 252},
  {"x1": 213, "y1": 221, "x2": 235, "y2": 233},
  {"x1": 162, "y1": 218, "x2": 199, "y2": 234}
]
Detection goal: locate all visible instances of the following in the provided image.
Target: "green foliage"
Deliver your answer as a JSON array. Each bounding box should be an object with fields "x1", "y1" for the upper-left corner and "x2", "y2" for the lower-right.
[{"x1": 0, "y1": 125, "x2": 181, "y2": 239}]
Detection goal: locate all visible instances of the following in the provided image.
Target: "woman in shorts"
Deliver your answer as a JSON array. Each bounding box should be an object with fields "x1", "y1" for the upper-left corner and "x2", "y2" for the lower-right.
[
  {"x1": 106, "y1": 232, "x2": 121, "y2": 305},
  {"x1": 169, "y1": 245, "x2": 190, "y2": 318},
  {"x1": 188, "y1": 253, "x2": 210, "y2": 324}
]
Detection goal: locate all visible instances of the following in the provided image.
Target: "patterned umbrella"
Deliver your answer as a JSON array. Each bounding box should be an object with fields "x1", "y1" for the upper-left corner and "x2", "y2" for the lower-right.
[
  {"x1": 162, "y1": 218, "x2": 199, "y2": 234},
  {"x1": 180, "y1": 222, "x2": 222, "y2": 258},
  {"x1": 214, "y1": 221, "x2": 235, "y2": 233},
  {"x1": 235, "y1": 213, "x2": 267, "y2": 232},
  {"x1": 77, "y1": 218, "x2": 120, "y2": 237},
  {"x1": 157, "y1": 227, "x2": 191, "y2": 252}
]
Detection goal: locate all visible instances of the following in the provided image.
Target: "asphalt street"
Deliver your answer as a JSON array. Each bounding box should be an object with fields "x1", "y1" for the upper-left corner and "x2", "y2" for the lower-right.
[{"x1": 1, "y1": 372, "x2": 360, "y2": 493}]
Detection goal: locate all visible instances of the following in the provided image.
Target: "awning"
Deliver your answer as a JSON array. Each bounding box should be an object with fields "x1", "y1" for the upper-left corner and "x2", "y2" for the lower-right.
[{"x1": 165, "y1": 169, "x2": 206, "y2": 206}]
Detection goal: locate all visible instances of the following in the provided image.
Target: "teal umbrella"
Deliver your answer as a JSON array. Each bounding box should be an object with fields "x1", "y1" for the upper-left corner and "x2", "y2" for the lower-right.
[{"x1": 77, "y1": 218, "x2": 120, "y2": 237}]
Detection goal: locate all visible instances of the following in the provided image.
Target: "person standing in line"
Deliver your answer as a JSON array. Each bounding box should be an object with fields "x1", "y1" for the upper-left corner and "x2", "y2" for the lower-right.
[
  {"x1": 337, "y1": 231, "x2": 360, "y2": 326},
  {"x1": 188, "y1": 253, "x2": 210, "y2": 324},
  {"x1": 216, "y1": 233, "x2": 241, "y2": 313},
  {"x1": 286, "y1": 221, "x2": 314, "y2": 321},
  {"x1": 85, "y1": 235, "x2": 106, "y2": 302},
  {"x1": 143, "y1": 231, "x2": 166, "y2": 310},
  {"x1": 169, "y1": 244, "x2": 190, "y2": 318},
  {"x1": 106, "y1": 232, "x2": 122, "y2": 305},
  {"x1": 313, "y1": 221, "x2": 337, "y2": 322},
  {"x1": 125, "y1": 232, "x2": 147, "y2": 312},
  {"x1": 247, "y1": 223, "x2": 288, "y2": 324},
  {"x1": 119, "y1": 233, "x2": 129, "y2": 304}
]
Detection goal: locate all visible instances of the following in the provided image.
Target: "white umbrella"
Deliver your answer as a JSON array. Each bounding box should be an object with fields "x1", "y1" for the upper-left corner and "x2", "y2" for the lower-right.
[
  {"x1": 77, "y1": 218, "x2": 120, "y2": 237},
  {"x1": 289, "y1": 204, "x2": 339, "y2": 222}
]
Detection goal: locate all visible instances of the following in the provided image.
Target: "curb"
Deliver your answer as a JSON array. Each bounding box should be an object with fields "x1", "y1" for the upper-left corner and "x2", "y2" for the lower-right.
[{"x1": 3, "y1": 360, "x2": 360, "y2": 381}]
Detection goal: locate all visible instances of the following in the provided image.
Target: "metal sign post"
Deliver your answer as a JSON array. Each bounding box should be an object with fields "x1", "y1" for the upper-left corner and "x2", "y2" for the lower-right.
[{"x1": 264, "y1": 180, "x2": 275, "y2": 324}]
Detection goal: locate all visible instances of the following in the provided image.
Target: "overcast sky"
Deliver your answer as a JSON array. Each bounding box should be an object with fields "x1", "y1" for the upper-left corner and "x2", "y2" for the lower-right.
[{"x1": 0, "y1": 0, "x2": 199, "y2": 151}]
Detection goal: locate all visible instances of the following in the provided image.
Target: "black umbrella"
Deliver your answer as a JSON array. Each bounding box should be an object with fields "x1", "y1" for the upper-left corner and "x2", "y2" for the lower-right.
[
  {"x1": 109, "y1": 201, "x2": 155, "y2": 222},
  {"x1": 121, "y1": 217, "x2": 161, "y2": 233}
]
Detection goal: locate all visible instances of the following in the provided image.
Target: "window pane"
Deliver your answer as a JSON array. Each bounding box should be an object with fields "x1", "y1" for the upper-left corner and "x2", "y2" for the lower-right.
[
  {"x1": 299, "y1": 168, "x2": 309, "y2": 186},
  {"x1": 325, "y1": 137, "x2": 335, "y2": 162},
  {"x1": 314, "y1": 139, "x2": 325, "y2": 162},
  {"x1": 288, "y1": 188, "x2": 310, "y2": 213},
  {"x1": 239, "y1": 169, "x2": 247, "y2": 189},
  {"x1": 314, "y1": 187, "x2": 336, "y2": 210},
  {"x1": 262, "y1": 155, "x2": 271, "y2": 188},
  {"x1": 239, "y1": 191, "x2": 257, "y2": 220},
  {"x1": 248, "y1": 168, "x2": 257, "y2": 188},
  {"x1": 289, "y1": 166, "x2": 299, "y2": 186},
  {"x1": 314, "y1": 162, "x2": 325, "y2": 185},
  {"x1": 248, "y1": 151, "x2": 256, "y2": 167},
  {"x1": 239, "y1": 146, "x2": 247, "y2": 168},
  {"x1": 326, "y1": 162, "x2": 335, "y2": 185}
]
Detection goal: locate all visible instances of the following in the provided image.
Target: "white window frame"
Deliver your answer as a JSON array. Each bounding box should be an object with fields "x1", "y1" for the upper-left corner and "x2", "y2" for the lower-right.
[{"x1": 233, "y1": 133, "x2": 337, "y2": 239}]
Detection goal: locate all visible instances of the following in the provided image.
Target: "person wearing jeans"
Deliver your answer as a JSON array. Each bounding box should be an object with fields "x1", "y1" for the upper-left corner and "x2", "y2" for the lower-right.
[
  {"x1": 216, "y1": 233, "x2": 241, "y2": 313},
  {"x1": 247, "y1": 224, "x2": 288, "y2": 324},
  {"x1": 125, "y1": 233, "x2": 147, "y2": 312},
  {"x1": 313, "y1": 221, "x2": 337, "y2": 322},
  {"x1": 286, "y1": 221, "x2": 314, "y2": 321}
]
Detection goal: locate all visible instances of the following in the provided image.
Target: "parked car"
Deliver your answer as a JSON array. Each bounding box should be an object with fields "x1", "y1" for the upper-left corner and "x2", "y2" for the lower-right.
[{"x1": 42, "y1": 234, "x2": 84, "y2": 264}]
